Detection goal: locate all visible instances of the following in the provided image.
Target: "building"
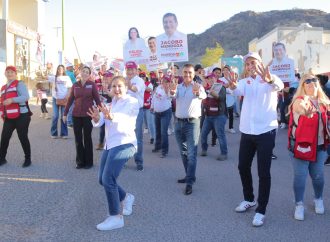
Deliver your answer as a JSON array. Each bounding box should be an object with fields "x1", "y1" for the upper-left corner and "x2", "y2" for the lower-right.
[
  {"x1": 249, "y1": 23, "x2": 330, "y2": 75},
  {"x1": 0, "y1": 0, "x2": 46, "y2": 87}
]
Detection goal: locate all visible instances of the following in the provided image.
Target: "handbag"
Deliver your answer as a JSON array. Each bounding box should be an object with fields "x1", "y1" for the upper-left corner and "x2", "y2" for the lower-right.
[
  {"x1": 55, "y1": 76, "x2": 67, "y2": 106},
  {"x1": 56, "y1": 98, "x2": 67, "y2": 106}
]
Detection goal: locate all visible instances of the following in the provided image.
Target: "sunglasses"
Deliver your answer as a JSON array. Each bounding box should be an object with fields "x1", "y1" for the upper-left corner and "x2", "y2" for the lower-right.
[{"x1": 304, "y1": 78, "x2": 318, "y2": 84}]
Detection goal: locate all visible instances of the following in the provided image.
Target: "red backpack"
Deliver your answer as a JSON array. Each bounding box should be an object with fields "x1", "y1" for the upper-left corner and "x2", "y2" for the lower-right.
[{"x1": 288, "y1": 97, "x2": 328, "y2": 162}]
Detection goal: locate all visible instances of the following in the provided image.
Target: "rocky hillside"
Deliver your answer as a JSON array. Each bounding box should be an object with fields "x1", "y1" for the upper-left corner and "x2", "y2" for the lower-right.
[{"x1": 188, "y1": 9, "x2": 330, "y2": 62}]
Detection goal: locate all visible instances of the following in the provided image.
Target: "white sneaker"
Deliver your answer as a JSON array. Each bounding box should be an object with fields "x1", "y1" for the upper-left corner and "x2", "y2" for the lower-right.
[
  {"x1": 96, "y1": 215, "x2": 124, "y2": 231},
  {"x1": 235, "y1": 200, "x2": 256, "y2": 212},
  {"x1": 314, "y1": 199, "x2": 325, "y2": 214},
  {"x1": 144, "y1": 129, "x2": 148, "y2": 134},
  {"x1": 280, "y1": 123, "x2": 286, "y2": 129},
  {"x1": 123, "y1": 193, "x2": 135, "y2": 216},
  {"x1": 294, "y1": 204, "x2": 304, "y2": 221},
  {"x1": 228, "y1": 128, "x2": 236, "y2": 134},
  {"x1": 252, "y1": 213, "x2": 265, "y2": 227},
  {"x1": 167, "y1": 129, "x2": 172, "y2": 135}
]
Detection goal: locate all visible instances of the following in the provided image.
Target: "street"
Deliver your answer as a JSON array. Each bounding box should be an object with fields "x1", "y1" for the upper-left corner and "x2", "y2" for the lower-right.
[{"x1": 0, "y1": 104, "x2": 329, "y2": 242}]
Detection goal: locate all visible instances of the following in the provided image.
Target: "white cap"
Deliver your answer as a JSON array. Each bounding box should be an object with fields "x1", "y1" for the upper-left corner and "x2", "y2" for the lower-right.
[{"x1": 243, "y1": 52, "x2": 262, "y2": 62}]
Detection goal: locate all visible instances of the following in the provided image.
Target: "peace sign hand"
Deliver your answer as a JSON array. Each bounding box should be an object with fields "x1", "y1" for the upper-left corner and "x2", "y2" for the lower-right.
[
  {"x1": 228, "y1": 73, "x2": 238, "y2": 90},
  {"x1": 192, "y1": 82, "x2": 200, "y2": 95},
  {"x1": 256, "y1": 63, "x2": 272, "y2": 83},
  {"x1": 87, "y1": 106, "x2": 100, "y2": 122}
]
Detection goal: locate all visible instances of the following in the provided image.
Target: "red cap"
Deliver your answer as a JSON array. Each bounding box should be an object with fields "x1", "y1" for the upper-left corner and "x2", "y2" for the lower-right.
[
  {"x1": 104, "y1": 71, "x2": 114, "y2": 78},
  {"x1": 125, "y1": 61, "x2": 137, "y2": 69},
  {"x1": 139, "y1": 72, "x2": 146, "y2": 77},
  {"x1": 163, "y1": 74, "x2": 172, "y2": 82},
  {"x1": 206, "y1": 73, "x2": 216, "y2": 79},
  {"x1": 5, "y1": 66, "x2": 17, "y2": 73},
  {"x1": 149, "y1": 71, "x2": 157, "y2": 78}
]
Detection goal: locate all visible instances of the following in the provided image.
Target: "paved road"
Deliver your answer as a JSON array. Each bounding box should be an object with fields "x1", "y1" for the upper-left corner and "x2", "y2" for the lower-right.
[{"x1": 0, "y1": 104, "x2": 329, "y2": 242}]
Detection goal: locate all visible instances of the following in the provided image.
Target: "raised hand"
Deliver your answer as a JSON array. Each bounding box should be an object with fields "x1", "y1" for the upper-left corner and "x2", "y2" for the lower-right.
[
  {"x1": 301, "y1": 96, "x2": 314, "y2": 117},
  {"x1": 227, "y1": 73, "x2": 238, "y2": 90},
  {"x1": 87, "y1": 106, "x2": 100, "y2": 122},
  {"x1": 98, "y1": 103, "x2": 113, "y2": 120},
  {"x1": 192, "y1": 82, "x2": 200, "y2": 95},
  {"x1": 256, "y1": 63, "x2": 272, "y2": 83}
]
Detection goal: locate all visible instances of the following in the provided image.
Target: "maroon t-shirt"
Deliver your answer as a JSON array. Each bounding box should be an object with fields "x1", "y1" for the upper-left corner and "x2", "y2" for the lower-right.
[{"x1": 64, "y1": 80, "x2": 101, "y2": 117}]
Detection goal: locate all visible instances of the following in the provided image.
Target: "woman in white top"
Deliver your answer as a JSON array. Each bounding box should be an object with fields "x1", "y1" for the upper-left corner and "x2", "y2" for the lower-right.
[
  {"x1": 87, "y1": 76, "x2": 139, "y2": 231},
  {"x1": 48, "y1": 65, "x2": 72, "y2": 138},
  {"x1": 151, "y1": 75, "x2": 172, "y2": 157}
]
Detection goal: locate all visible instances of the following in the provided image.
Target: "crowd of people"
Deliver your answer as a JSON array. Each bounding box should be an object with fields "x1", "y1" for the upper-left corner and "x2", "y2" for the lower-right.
[{"x1": 0, "y1": 51, "x2": 329, "y2": 230}]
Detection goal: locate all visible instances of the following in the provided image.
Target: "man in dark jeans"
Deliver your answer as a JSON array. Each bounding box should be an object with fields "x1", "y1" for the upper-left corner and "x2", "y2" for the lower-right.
[{"x1": 228, "y1": 52, "x2": 284, "y2": 227}]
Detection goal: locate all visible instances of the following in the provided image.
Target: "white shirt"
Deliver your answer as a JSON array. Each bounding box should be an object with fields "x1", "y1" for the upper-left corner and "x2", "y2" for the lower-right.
[
  {"x1": 232, "y1": 74, "x2": 284, "y2": 135},
  {"x1": 174, "y1": 82, "x2": 206, "y2": 119},
  {"x1": 127, "y1": 75, "x2": 146, "y2": 108},
  {"x1": 91, "y1": 95, "x2": 139, "y2": 150},
  {"x1": 48, "y1": 75, "x2": 72, "y2": 99},
  {"x1": 151, "y1": 85, "x2": 172, "y2": 112}
]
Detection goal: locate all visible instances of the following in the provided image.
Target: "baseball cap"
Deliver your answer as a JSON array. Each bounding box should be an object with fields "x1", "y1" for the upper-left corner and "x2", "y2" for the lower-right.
[
  {"x1": 243, "y1": 52, "x2": 262, "y2": 62},
  {"x1": 163, "y1": 74, "x2": 172, "y2": 82},
  {"x1": 206, "y1": 73, "x2": 216, "y2": 79},
  {"x1": 5, "y1": 66, "x2": 17, "y2": 73},
  {"x1": 125, "y1": 61, "x2": 137, "y2": 69}
]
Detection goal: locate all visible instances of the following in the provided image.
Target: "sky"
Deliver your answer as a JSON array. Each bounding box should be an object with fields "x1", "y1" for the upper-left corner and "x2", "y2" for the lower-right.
[{"x1": 43, "y1": 0, "x2": 330, "y2": 64}]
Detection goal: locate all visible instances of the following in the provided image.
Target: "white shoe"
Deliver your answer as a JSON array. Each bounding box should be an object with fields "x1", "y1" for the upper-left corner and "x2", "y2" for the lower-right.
[
  {"x1": 228, "y1": 128, "x2": 236, "y2": 134},
  {"x1": 96, "y1": 215, "x2": 124, "y2": 231},
  {"x1": 44, "y1": 114, "x2": 51, "y2": 119},
  {"x1": 294, "y1": 203, "x2": 304, "y2": 221},
  {"x1": 123, "y1": 193, "x2": 135, "y2": 216},
  {"x1": 280, "y1": 123, "x2": 286, "y2": 129},
  {"x1": 144, "y1": 129, "x2": 148, "y2": 134},
  {"x1": 235, "y1": 200, "x2": 256, "y2": 212},
  {"x1": 314, "y1": 199, "x2": 325, "y2": 214},
  {"x1": 167, "y1": 129, "x2": 172, "y2": 135},
  {"x1": 252, "y1": 213, "x2": 265, "y2": 227}
]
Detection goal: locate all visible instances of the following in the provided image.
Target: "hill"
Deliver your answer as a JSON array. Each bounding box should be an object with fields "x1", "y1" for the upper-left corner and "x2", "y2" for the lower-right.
[{"x1": 187, "y1": 9, "x2": 330, "y2": 63}]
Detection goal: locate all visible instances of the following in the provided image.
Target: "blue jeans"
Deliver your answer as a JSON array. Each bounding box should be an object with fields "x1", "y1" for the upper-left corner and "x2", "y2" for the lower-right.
[
  {"x1": 67, "y1": 102, "x2": 74, "y2": 126},
  {"x1": 201, "y1": 114, "x2": 228, "y2": 155},
  {"x1": 134, "y1": 108, "x2": 144, "y2": 165},
  {"x1": 154, "y1": 108, "x2": 172, "y2": 154},
  {"x1": 291, "y1": 150, "x2": 326, "y2": 203},
  {"x1": 51, "y1": 97, "x2": 68, "y2": 137},
  {"x1": 99, "y1": 144, "x2": 136, "y2": 215},
  {"x1": 143, "y1": 109, "x2": 155, "y2": 140},
  {"x1": 175, "y1": 118, "x2": 200, "y2": 185}
]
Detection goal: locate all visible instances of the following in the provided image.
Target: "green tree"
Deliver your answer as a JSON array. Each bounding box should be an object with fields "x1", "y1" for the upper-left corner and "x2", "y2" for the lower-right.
[{"x1": 201, "y1": 42, "x2": 224, "y2": 67}]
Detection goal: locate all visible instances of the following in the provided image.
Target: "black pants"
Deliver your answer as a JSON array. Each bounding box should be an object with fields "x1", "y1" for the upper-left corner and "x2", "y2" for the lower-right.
[
  {"x1": 73, "y1": 116, "x2": 93, "y2": 167},
  {"x1": 41, "y1": 98, "x2": 48, "y2": 113},
  {"x1": 227, "y1": 106, "x2": 234, "y2": 129},
  {"x1": 238, "y1": 129, "x2": 276, "y2": 214},
  {"x1": 0, "y1": 113, "x2": 31, "y2": 161}
]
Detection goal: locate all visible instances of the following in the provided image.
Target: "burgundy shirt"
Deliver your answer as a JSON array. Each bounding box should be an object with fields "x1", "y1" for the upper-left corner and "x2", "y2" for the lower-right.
[{"x1": 64, "y1": 80, "x2": 101, "y2": 117}]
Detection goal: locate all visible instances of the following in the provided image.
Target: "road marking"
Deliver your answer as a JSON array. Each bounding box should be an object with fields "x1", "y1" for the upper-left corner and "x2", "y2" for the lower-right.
[{"x1": 0, "y1": 176, "x2": 65, "y2": 183}]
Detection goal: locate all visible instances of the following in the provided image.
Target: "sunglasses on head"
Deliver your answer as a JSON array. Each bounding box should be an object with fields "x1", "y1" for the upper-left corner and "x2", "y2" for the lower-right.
[{"x1": 304, "y1": 78, "x2": 318, "y2": 84}]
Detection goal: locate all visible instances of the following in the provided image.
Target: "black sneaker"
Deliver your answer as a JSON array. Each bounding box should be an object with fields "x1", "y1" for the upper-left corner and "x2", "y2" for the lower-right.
[
  {"x1": 22, "y1": 159, "x2": 31, "y2": 168},
  {"x1": 137, "y1": 164, "x2": 144, "y2": 171},
  {"x1": 150, "y1": 138, "x2": 154, "y2": 144},
  {"x1": 325, "y1": 157, "x2": 330, "y2": 166},
  {"x1": 0, "y1": 159, "x2": 7, "y2": 166}
]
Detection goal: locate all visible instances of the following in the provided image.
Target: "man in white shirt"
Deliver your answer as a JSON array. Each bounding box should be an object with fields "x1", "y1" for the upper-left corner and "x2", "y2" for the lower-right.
[
  {"x1": 170, "y1": 64, "x2": 206, "y2": 195},
  {"x1": 228, "y1": 52, "x2": 284, "y2": 227},
  {"x1": 126, "y1": 61, "x2": 146, "y2": 171}
]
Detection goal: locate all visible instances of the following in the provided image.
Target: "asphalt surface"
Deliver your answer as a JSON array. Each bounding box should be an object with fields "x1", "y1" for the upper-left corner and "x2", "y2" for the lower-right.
[{"x1": 0, "y1": 104, "x2": 329, "y2": 242}]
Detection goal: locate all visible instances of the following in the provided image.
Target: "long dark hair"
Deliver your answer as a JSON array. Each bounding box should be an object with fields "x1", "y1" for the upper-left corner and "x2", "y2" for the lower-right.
[
  {"x1": 55, "y1": 65, "x2": 66, "y2": 77},
  {"x1": 128, "y1": 27, "x2": 140, "y2": 39}
]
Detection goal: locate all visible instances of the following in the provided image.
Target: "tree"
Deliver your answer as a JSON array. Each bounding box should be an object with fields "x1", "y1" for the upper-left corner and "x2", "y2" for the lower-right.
[{"x1": 200, "y1": 42, "x2": 225, "y2": 67}]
